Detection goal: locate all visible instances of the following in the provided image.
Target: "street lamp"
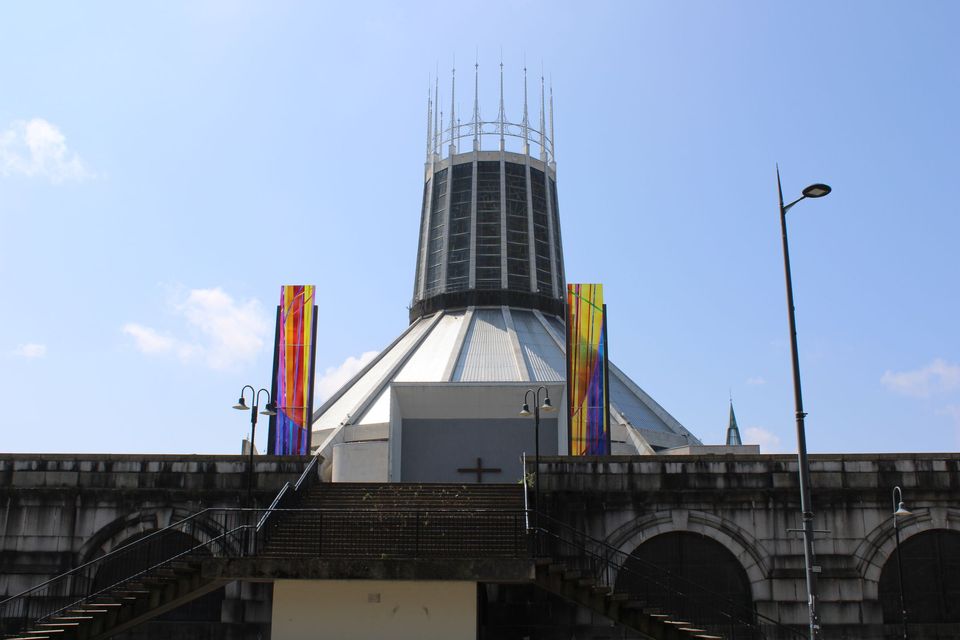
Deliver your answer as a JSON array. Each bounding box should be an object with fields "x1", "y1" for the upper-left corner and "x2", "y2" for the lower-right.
[
  {"x1": 520, "y1": 387, "x2": 555, "y2": 530},
  {"x1": 892, "y1": 486, "x2": 913, "y2": 640},
  {"x1": 233, "y1": 385, "x2": 276, "y2": 504},
  {"x1": 777, "y1": 166, "x2": 831, "y2": 640}
]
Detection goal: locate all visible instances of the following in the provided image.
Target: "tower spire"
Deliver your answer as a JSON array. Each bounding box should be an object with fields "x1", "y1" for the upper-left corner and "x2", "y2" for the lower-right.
[
  {"x1": 473, "y1": 56, "x2": 481, "y2": 151},
  {"x1": 433, "y1": 71, "x2": 439, "y2": 156},
  {"x1": 450, "y1": 62, "x2": 456, "y2": 155},
  {"x1": 498, "y1": 58, "x2": 506, "y2": 151},
  {"x1": 726, "y1": 399, "x2": 743, "y2": 446},
  {"x1": 549, "y1": 79, "x2": 555, "y2": 163},
  {"x1": 539, "y1": 69, "x2": 546, "y2": 161},
  {"x1": 522, "y1": 63, "x2": 530, "y2": 155},
  {"x1": 426, "y1": 75, "x2": 433, "y2": 162}
]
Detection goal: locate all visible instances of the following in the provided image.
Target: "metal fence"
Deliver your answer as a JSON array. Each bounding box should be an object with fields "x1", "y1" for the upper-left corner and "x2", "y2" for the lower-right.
[{"x1": 257, "y1": 508, "x2": 529, "y2": 558}]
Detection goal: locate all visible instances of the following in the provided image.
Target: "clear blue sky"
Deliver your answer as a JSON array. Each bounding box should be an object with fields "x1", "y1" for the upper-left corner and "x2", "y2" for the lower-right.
[{"x1": 1, "y1": 1, "x2": 956, "y2": 454}]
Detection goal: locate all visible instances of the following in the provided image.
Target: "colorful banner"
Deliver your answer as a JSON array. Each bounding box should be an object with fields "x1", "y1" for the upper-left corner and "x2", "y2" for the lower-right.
[
  {"x1": 269, "y1": 285, "x2": 317, "y2": 456},
  {"x1": 566, "y1": 283, "x2": 610, "y2": 455}
]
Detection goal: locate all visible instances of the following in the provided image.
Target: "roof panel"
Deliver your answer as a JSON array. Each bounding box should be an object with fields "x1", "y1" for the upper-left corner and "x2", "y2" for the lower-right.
[
  {"x1": 395, "y1": 310, "x2": 465, "y2": 382},
  {"x1": 609, "y1": 374, "x2": 672, "y2": 433},
  {"x1": 453, "y1": 308, "x2": 520, "y2": 381},
  {"x1": 512, "y1": 310, "x2": 564, "y2": 381},
  {"x1": 312, "y1": 316, "x2": 435, "y2": 429}
]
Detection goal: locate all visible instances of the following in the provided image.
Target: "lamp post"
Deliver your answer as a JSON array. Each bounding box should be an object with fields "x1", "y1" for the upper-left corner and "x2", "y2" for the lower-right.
[
  {"x1": 232, "y1": 385, "x2": 276, "y2": 505},
  {"x1": 777, "y1": 167, "x2": 831, "y2": 640},
  {"x1": 892, "y1": 486, "x2": 912, "y2": 640},
  {"x1": 520, "y1": 386, "x2": 555, "y2": 530}
]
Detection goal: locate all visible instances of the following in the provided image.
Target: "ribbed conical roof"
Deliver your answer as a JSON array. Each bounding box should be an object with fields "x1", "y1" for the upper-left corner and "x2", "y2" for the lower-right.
[{"x1": 311, "y1": 307, "x2": 699, "y2": 455}]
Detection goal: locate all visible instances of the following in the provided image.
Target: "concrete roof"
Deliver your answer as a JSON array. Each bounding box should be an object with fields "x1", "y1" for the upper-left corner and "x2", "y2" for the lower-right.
[{"x1": 311, "y1": 307, "x2": 700, "y2": 453}]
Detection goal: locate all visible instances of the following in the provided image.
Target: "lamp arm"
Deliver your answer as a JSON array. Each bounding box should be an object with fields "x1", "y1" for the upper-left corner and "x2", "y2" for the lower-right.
[{"x1": 782, "y1": 195, "x2": 806, "y2": 214}]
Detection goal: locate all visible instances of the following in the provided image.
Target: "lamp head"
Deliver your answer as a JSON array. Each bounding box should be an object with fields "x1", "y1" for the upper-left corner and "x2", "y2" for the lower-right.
[
  {"x1": 894, "y1": 501, "x2": 913, "y2": 518},
  {"x1": 519, "y1": 403, "x2": 531, "y2": 417},
  {"x1": 802, "y1": 183, "x2": 831, "y2": 199},
  {"x1": 541, "y1": 396, "x2": 555, "y2": 413},
  {"x1": 260, "y1": 402, "x2": 278, "y2": 417},
  {"x1": 232, "y1": 397, "x2": 249, "y2": 411}
]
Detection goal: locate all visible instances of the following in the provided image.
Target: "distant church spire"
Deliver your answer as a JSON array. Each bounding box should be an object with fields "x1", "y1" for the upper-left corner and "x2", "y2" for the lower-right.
[{"x1": 726, "y1": 400, "x2": 743, "y2": 446}]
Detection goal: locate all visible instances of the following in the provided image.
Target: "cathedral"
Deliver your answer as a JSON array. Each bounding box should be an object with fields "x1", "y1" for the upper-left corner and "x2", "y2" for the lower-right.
[
  {"x1": 311, "y1": 64, "x2": 699, "y2": 486},
  {"x1": 1, "y1": 68, "x2": 958, "y2": 640}
]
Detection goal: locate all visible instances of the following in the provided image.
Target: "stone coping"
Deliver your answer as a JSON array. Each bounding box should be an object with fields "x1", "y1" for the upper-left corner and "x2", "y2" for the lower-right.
[
  {"x1": 537, "y1": 452, "x2": 960, "y2": 463},
  {"x1": 0, "y1": 454, "x2": 313, "y2": 461},
  {"x1": 207, "y1": 557, "x2": 536, "y2": 583}
]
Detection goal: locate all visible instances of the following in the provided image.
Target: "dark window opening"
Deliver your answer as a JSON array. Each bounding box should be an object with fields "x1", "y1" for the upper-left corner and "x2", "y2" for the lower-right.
[
  {"x1": 504, "y1": 162, "x2": 530, "y2": 291},
  {"x1": 424, "y1": 168, "x2": 449, "y2": 297},
  {"x1": 880, "y1": 529, "x2": 960, "y2": 624},
  {"x1": 615, "y1": 532, "x2": 754, "y2": 626},
  {"x1": 475, "y1": 160, "x2": 502, "y2": 290},
  {"x1": 445, "y1": 162, "x2": 474, "y2": 293}
]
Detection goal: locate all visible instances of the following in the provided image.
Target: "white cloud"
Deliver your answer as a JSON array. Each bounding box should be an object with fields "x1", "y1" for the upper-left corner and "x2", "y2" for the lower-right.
[
  {"x1": 175, "y1": 288, "x2": 267, "y2": 370},
  {"x1": 123, "y1": 287, "x2": 268, "y2": 371},
  {"x1": 742, "y1": 426, "x2": 783, "y2": 453},
  {"x1": 746, "y1": 376, "x2": 766, "y2": 386},
  {"x1": 881, "y1": 358, "x2": 960, "y2": 398},
  {"x1": 315, "y1": 351, "x2": 379, "y2": 404},
  {"x1": 0, "y1": 118, "x2": 93, "y2": 183},
  {"x1": 12, "y1": 343, "x2": 47, "y2": 358},
  {"x1": 122, "y1": 324, "x2": 176, "y2": 355}
]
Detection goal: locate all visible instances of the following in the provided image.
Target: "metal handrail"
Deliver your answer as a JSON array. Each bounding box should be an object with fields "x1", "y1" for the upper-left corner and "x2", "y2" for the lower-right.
[
  {"x1": 38, "y1": 523, "x2": 253, "y2": 627},
  {"x1": 293, "y1": 450, "x2": 323, "y2": 492},
  {"x1": 0, "y1": 508, "x2": 260, "y2": 635},
  {"x1": 0, "y1": 507, "x2": 219, "y2": 606},
  {"x1": 256, "y1": 482, "x2": 290, "y2": 531},
  {"x1": 533, "y1": 512, "x2": 806, "y2": 638}
]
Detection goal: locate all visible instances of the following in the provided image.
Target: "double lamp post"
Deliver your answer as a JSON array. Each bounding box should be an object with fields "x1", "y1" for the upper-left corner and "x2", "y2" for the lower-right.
[
  {"x1": 520, "y1": 386, "x2": 555, "y2": 529},
  {"x1": 232, "y1": 385, "x2": 276, "y2": 504}
]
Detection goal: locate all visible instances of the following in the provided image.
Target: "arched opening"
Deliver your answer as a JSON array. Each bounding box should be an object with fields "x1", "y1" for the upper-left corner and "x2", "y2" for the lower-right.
[
  {"x1": 614, "y1": 532, "x2": 754, "y2": 625},
  {"x1": 93, "y1": 530, "x2": 224, "y2": 622},
  {"x1": 879, "y1": 529, "x2": 960, "y2": 624}
]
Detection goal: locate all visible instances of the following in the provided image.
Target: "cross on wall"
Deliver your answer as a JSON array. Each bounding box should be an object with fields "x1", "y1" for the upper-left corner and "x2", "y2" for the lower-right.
[{"x1": 456, "y1": 457, "x2": 502, "y2": 483}]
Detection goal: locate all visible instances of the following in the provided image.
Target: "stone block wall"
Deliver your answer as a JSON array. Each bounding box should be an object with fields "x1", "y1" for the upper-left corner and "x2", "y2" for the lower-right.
[
  {"x1": 539, "y1": 453, "x2": 960, "y2": 639},
  {"x1": 0, "y1": 454, "x2": 310, "y2": 640}
]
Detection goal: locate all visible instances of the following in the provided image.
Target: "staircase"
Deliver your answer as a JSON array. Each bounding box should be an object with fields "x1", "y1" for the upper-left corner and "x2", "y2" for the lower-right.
[
  {"x1": 2, "y1": 478, "x2": 800, "y2": 640},
  {"x1": 533, "y1": 557, "x2": 721, "y2": 640},
  {"x1": 528, "y1": 515, "x2": 804, "y2": 640},
  {"x1": 1, "y1": 561, "x2": 225, "y2": 640}
]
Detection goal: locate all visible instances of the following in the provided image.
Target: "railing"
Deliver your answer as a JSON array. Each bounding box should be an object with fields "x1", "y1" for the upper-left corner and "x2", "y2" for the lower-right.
[
  {"x1": 534, "y1": 513, "x2": 806, "y2": 640},
  {"x1": 0, "y1": 452, "x2": 324, "y2": 637},
  {"x1": 257, "y1": 508, "x2": 529, "y2": 559},
  {"x1": 0, "y1": 508, "x2": 258, "y2": 637}
]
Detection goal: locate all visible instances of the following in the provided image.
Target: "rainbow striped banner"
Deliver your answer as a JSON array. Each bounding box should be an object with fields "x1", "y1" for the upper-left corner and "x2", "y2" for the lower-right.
[
  {"x1": 269, "y1": 285, "x2": 317, "y2": 456},
  {"x1": 566, "y1": 283, "x2": 610, "y2": 455}
]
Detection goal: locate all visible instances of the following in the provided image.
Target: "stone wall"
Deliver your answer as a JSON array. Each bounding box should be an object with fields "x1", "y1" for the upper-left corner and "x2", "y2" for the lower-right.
[
  {"x1": 0, "y1": 454, "x2": 310, "y2": 640},
  {"x1": 539, "y1": 453, "x2": 960, "y2": 639}
]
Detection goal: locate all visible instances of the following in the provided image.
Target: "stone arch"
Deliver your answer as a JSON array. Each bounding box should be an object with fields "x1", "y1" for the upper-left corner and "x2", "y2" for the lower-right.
[
  {"x1": 878, "y1": 528, "x2": 960, "y2": 624},
  {"x1": 77, "y1": 506, "x2": 195, "y2": 565},
  {"x1": 614, "y1": 531, "x2": 755, "y2": 626},
  {"x1": 91, "y1": 528, "x2": 225, "y2": 623},
  {"x1": 855, "y1": 506, "x2": 960, "y2": 598},
  {"x1": 76, "y1": 506, "x2": 237, "y2": 566},
  {"x1": 605, "y1": 509, "x2": 773, "y2": 602}
]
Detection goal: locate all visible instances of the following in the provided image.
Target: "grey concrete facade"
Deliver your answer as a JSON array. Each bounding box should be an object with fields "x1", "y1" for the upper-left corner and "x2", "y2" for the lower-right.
[
  {"x1": 0, "y1": 454, "x2": 310, "y2": 639},
  {"x1": 538, "y1": 453, "x2": 960, "y2": 639},
  {"x1": 4, "y1": 452, "x2": 958, "y2": 639}
]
